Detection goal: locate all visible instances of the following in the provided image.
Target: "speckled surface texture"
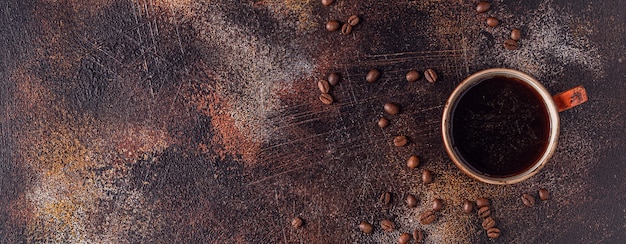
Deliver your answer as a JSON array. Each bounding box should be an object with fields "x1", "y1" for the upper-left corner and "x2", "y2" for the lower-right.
[{"x1": 1, "y1": 0, "x2": 624, "y2": 243}]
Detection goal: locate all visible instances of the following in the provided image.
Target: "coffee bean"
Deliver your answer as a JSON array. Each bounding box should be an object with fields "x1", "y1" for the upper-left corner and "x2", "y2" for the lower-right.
[
  {"x1": 424, "y1": 69, "x2": 438, "y2": 83},
  {"x1": 486, "y1": 17, "x2": 499, "y2": 27},
  {"x1": 393, "y1": 135, "x2": 408, "y2": 147},
  {"x1": 406, "y1": 155, "x2": 420, "y2": 169},
  {"x1": 384, "y1": 102, "x2": 400, "y2": 115},
  {"x1": 476, "y1": 1, "x2": 491, "y2": 13},
  {"x1": 381, "y1": 219, "x2": 395, "y2": 232},
  {"x1": 511, "y1": 28, "x2": 522, "y2": 41},
  {"x1": 358, "y1": 221, "x2": 373, "y2": 234},
  {"x1": 398, "y1": 233, "x2": 411, "y2": 244},
  {"x1": 504, "y1": 39, "x2": 519, "y2": 50},
  {"x1": 422, "y1": 170, "x2": 433, "y2": 184},
  {"x1": 413, "y1": 228, "x2": 424, "y2": 243},
  {"x1": 326, "y1": 20, "x2": 340, "y2": 32},
  {"x1": 477, "y1": 206, "x2": 491, "y2": 218},
  {"x1": 406, "y1": 70, "x2": 420, "y2": 82},
  {"x1": 406, "y1": 194, "x2": 418, "y2": 208},
  {"x1": 380, "y1": 191, "x2": 391, "y2": 205},
  {"x1": 291, "y1": 217, "x2": 303, "y2": 228},
  {"x1": 539, "y1": 189, "x2": 550, "y2": 201},
  {"x1": 419, "y1": 210, "x2": 436, "y2": 225},
  {"x1": 327, "y1": 73, "x2": 340, "y2": 86},
  {"x1": 318, "y1": 80, "x2": 330, "y2": 94},
  {"x1": 341, "y1": 23, "x2": 352, "y2": 35},
  {"x1": 319, "y1": 93, "x2": 333, "y2": 105},
  {"x1": 366, "y1": 69, "x2": 381, "y2": 83},
  {"x1": 378, "y1": 117, "x2": 389, "y2": 128},
  {"x1": 476, "y1": 198, "x2": 490, "y2": 208},
  {"x1": 487, "y1": 227, "x2": 501, "y2": 239},
  {"x1": 432, "y1": 198, "x2": 443, "y2": 211},
  {"x1": 321, "y1": 0, "x2": 334, "y2": 6},
  {"x1": 347, "y1": 15, "x2": 360, "y2": 26},
  {"x1": 463, "y1": 200, "x2": 474, "y2": 213},
  {"x1": 482, "y1": 217, "x2": 496, "y2": 230},
  {"x1": 522, "y1": 193, "x2": 535, "y2": 207}
]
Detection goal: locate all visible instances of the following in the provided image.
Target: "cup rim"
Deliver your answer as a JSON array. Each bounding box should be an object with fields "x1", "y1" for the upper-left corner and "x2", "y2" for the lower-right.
[{"x1": 441, "y1": 68, "x2": 560, "y2": 185}]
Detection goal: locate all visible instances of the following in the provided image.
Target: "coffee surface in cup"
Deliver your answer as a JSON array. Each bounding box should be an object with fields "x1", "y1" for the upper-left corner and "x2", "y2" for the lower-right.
[{"x1": 450, "y1": 76, "x2": 550, "y2": 177}]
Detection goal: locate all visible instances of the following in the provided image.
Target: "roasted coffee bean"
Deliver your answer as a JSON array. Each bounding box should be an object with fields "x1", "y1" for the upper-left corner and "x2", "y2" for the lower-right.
[
  {"x1": 326, "y1": 20, "x2": 340, "y2": 32},
  {"x1": 432, "y1": 198, "x2": 443, "y2": 211},
  {"x1": 422, "y1": 170, "x2": 433, "y2": 184},
  {"x1": 504, "y1": 39, "x2": 519, "y2": 50},
  {"x1": 358, "y1": 221, "x2": 373, "y2": 234},
  {"x1": 486, "y1": 17, "x2": 499, "y2": 27},
  {"x1": 413, "y1": 228, "x2": 424, "y2": 243},
  {"x1": 319, "y1": 93, "x2": 333, "y2": 105},
  {"x1": 318, "y1": 80, "x2": 330, "y2": 93},
  {"x1": 424, "y1": 69, "x2": 438, "y2": 83},
  {"x1": 321, "y1": 0, "x2": 334, "y2": 6},
  {"x1": 482, "y1": 217, "x2": 496, "y2": 230},
  {"x1": 384, "y1": 102, "x2": 400, "y2": 115},
  {"x1": 463, "y1": 200, "x2": 474, "y2": 213},
  {"x1": 292, "y1": 217, "x2": 303, "y2": 228},
  {"x1": 487, "y1": 227, "x2": 501, "y2": 239},
  {"x1": 380, "y1": 192, "x2": 391, "y2": 205},
  {"x1": 381, "y1": 219, "x2": 395, "y2": 232},
  {"x1": 378, "y1": 117, "x2": 389, "y2": 128},
  {"x1": 476, "y1": 198, "x2": 490, "y2": 208},
  {"x1": 478, "y1": 206, "x2": 491, "y2": 218},
  {"x1": 347, "y1": 15, "x2": 360, "y2": 26},
  {"x1": 366, "y1": 69, "x2": 380, "y2": 83},
  {"x1": 328, "y1": 73, "x2": 340, "y2": 86},
  {"x1": 406, "y1": 194, "x2": 418, "y2": 208},
  {"x1": 407, "y1": 155, "x2": 420, "y2": 169},
  {"x1": 394, "y1": 135, "x2": 408, "y2": 147},
  {"x1": 406, "y1": 70, "x2": 420, "y2": 82},
  {"x1": 476, "y1": 1, "x2": 491, "y2": 13},
  {"x1": 511, "y1": 28, "x2": 522, "y2": 41},
  {"x1": 341, "y1": 23, "x2": 352, "y2": 35},
  {"x1": 539, "y1": 189, "x2": 550, "y2": 201},
  {"x1": 522, "y1": 193, "x2": 535, "y2": 207},
  {"x1": 419, "y1": 210, "x2": 436, "y2": 225},
  {"x1": 398, "y1": 233, "x2": 411, "y2": 244}
]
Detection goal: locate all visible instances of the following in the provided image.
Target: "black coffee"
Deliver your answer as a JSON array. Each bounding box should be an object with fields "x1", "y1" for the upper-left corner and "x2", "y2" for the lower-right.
[{"x1": 451, "y1": 76, "x2": 550, "y2": 177}]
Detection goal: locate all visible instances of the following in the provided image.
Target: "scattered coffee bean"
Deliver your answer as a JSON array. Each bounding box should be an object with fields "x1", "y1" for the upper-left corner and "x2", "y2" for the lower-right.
[
  {"x1": 380, "y1": 191, "x2": 391, "y2": 205},
  {"x1": 419, "y1": 210, "x2": 436, "y2": 225},
  {"x1": 463, "y1": 200, "x2": 474, "y2": 213},
  {"x1": 406, "y1": 70, "x2": 420, "y2": 82},
  {"x1": 424, "y1": 69, "x2": 438, "y2": 83},
  {"x1": 341, "y1": 23, "x2": 352, "y2": 35},
  {"x1": 476, "y1": 1, "x2": 491, "y2": 13},
  {"x1": 503, "y1": 39, "x2": 519, "y2": 50},
  {"x1": 477, "y1": 206, "x2": 491, "y2": 218},
  {"x1": 486, "y1": 17, "x2": 499, "y2": 27},
  {"x1": 511, "y1": 28, "x2": 521, "y2": 41},
  {"x1": 482, "y1": 217, "x2": 496, "y2": 230},
  {"x1": 406, "y1": 155, "x2": 420, "y2": 169},
  {"x1": 326, "y1": 20, "x2": 340, "y2": 32},
  {"x1": 406, "y1": 194, "x2": 418, "y2": 208},
  {"x1": 398, "y1": 233, "x2": 411, "y2": 244},
  {"x1": 328, "y1": 73, "x2": 340, "y2": 86},
  {"x1": 378, "y1": 117, "x2": 389, "y2": 128},
  {"x1": 432, "y1": 198, "x2": 443, "y2": 211},
  {"x1": 381, "y1": 219, "x2": 395, "y2": 232},
  {"x1": 347, "y1": 15, "x2": 360, "y2": 26},
  {"x1": 319, "y1": 93, "x2": 333, "y2": 105},
  {"x1": 384, "y1": 102, "x2": 400, "y2": 115},
  {"x1": 522, "y1": 193, "x2": 535, "y2": 207},
  {"x1": 393, "y1": 135, "x2": 408, "y2": 147},
  {"x1": 476, "y1": 198, "x2": 490, "y2": 208},
  {"x1": 539, "y1": 189, "x2": 550, "y2": 201},
  {"x1": 366, "y1": 69, "x2": 381, "y2": 83},
  {"x1": 487, "y1": 227, "x2": 501, "y2": 239},
  {"x1": 318, "y1": 80, "x2": 330, "y2": 94},
  {"x1": 422, "y1": 170, "x2": 433, "y2": 184},
  {"x1": 358, "y1": 221, "x2": 373, "y2": 234},
  {"x1": 291, "y1": 217, "x2": 303, "y2": 228},
  {"x1": 321, "y1": 0, "x2": 334, "y2": 6},
  {"x1": 413, "y1": 228, "x2": 424, "y2": 243}
]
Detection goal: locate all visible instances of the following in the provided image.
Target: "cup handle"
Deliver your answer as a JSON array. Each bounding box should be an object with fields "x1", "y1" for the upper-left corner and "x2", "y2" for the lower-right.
[{"x1": 553, "y1": 86, "x2": 588, "y2": 112}]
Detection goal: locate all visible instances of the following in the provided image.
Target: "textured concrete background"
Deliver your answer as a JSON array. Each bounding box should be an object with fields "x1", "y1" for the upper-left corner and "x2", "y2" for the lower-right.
[{"x1": 1, "y1": 0, "x2": 624, "y2": 243}]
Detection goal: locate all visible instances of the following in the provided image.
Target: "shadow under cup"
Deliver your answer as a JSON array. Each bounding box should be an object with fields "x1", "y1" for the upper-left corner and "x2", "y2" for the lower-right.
[{"x1": 442, "y1": 69, "x2": 560, "y2": 185}]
